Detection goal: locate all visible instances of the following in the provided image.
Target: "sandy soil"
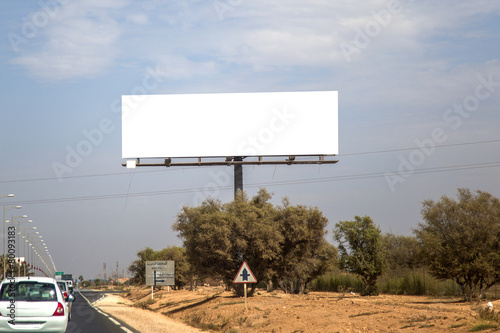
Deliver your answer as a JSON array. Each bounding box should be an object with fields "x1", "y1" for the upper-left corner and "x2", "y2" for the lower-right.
[
  {"x1": 94, "y1": 286, "x2": 500, "y2": 332},
  {"x1": 95, "y1": 293, "x2": 203, "y2": 333}
]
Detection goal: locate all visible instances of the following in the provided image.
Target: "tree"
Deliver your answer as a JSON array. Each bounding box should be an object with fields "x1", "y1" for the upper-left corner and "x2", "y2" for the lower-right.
[
  {"x1": 173, "y1": 189, "x2": 334, "y2": 295},
  {"x1": 226, "y1": 190, "x2": 283, "y2": 294},
  {"x1": 414, "y1": 188, "x2": 500, "y2": 301},
  {"x1": 128, "y1": 246, "x2": 192, "y2": 289},
  {"x1": 334, "y1": 216, "x2": 385, "y2": 295},
  {"x1": 274, "y1": 201, "x2": 335, "y2": 294},
  {"x1": 156, "y1": 246, "x2": 191, "y2": 289},
  {"x1": 174, "y1": 197, "x2": 236, "y2": 288},
  {"x1": 128, "y1": 247, "x2": 157, "y2": 284},
  {"x1": 382, "y1": 233, "x2": 423, "y2": 271}
]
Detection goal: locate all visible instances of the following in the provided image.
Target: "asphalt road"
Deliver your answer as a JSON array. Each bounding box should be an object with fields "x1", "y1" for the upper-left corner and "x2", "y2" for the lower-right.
[{"x1": 66, "y1": 290, "x2": 139, "y2": 333}]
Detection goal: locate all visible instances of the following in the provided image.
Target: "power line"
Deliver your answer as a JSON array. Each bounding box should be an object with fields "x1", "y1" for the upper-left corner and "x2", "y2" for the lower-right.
[
  {"x1": 0, "y1": 167, "x2": 187, "y2": 184},
  {"x1": 337, "y1": 139, "x2": 500, "y2": 157},
  {"x1": 9, "y1": 160, "x2": 500, "y2": 206},
  {"x1": 1, "y1": 138, "x2": 499, "y2": 185}
]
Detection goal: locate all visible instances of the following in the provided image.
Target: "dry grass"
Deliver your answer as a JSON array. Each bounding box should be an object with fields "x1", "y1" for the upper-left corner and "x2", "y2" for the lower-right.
[{"x1": 95, "y1": 287, "x2": 500, "y2": 333}]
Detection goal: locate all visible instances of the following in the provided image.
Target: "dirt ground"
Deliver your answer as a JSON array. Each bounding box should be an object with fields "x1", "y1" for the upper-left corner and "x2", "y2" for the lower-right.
[
  {"x1": 95, "y1": 293, "x2": 202, "y2": 333},
  {"x1": 95, "y1": 286, "x2": 500, "y2": 332}
]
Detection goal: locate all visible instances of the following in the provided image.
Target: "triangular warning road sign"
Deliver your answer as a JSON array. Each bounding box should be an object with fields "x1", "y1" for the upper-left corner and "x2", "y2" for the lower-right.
[{"x1": 233, "y1": 262, "x2": 257, "y2": 283}]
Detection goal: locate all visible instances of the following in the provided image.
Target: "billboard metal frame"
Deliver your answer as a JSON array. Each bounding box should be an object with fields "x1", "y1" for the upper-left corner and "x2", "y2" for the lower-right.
[
  {"x1": 121, "y1": 155, "x2": 338, "y2": 196},
  {"x1": 122, "y1": 155, "x2": 337, "y2": 167}
]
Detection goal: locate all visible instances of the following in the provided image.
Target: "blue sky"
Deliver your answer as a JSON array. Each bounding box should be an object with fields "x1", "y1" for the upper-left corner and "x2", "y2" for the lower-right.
[{"x1": 1, "y1": 0, "x2": 499, "y2": 279}]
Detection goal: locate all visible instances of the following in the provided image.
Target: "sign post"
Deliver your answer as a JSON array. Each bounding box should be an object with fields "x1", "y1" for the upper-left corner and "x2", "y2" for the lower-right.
[
  {"x1": 146, "y1": 261, "x2": 175, "y2": 300},
  {"x1": 233, "y1": 262, "x2": 257, "y2": 310}
]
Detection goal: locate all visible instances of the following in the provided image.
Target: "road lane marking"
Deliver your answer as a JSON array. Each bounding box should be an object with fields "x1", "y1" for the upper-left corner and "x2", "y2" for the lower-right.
[
  {"x1": 109, "y1": 317, "x2": 120, "y2": 325},
  {"x1": 79, "y1": 291, "x2": 138, "y2": 333}
]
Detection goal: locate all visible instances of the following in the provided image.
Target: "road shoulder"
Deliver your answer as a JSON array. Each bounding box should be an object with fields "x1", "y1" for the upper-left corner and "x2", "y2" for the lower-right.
[{"x1": 94, "y1": 294, "x2": 203, "y2": 333}]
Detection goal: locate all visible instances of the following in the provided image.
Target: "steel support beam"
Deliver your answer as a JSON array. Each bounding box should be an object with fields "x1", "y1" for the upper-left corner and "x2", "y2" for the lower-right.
[{"x1": 234, "y1": 157, "x2": 243, "y2": 197}]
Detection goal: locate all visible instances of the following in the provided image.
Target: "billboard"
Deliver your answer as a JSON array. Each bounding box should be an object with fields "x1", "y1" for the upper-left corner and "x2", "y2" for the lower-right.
[{"x1": 122, "y1": 91, "x2": 338, "y2": 159}]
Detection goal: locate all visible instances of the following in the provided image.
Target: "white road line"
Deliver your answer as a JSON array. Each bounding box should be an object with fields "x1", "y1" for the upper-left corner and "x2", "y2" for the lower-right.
[
  {"x1": 109, "y1": 317, "x2": 120, "y2": 325},
  {"x1": 79, "y1": 291, "x2": 137, "y2": 333},
  {"x1": 78, "y1": 291, "x2": 92, "y2": 304}
]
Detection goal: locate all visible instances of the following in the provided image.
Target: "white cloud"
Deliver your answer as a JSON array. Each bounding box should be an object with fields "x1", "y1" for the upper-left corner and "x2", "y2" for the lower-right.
[
  {"x1": 9, "y1": 0, "x2": 500, "y2": 83},
  {"x1": 236, "y1": 29, "x2": 342, "y2": 69},
  {"x1": 11, "y1": 0, "x2": 128, "y2": 80},
  {"x1": 126, "y1": 14, "x2": 150, "y2": 25},
  {"x1": 121, "y1": 0, "x2": 500, "y2": 105},
  {"x1": 151, "y1": 54, "x2": 216, "y2": 79}
]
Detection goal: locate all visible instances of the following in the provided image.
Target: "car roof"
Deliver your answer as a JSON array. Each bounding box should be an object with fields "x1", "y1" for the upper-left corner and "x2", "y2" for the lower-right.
[
  {"x1": 1, "y1": 277, "x2": 58, "y2": 283},
  {"x1": 1, "y1": 277, "x2": 65, "y2": 300}
]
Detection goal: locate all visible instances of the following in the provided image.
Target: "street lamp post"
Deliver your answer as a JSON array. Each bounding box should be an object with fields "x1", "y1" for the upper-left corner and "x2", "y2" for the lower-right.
[
  {"x1": 5, "y1": 216, "x2": 30, "y2": 277},
  {"x1": 37, "y1": 236, "x2": 50, "y2": 277},
  {"x1": 28, "y1": 240, "x2": 33, "y2": 277},
  {"x1": 2, "y1": 194, "x2": 16, "y2": 279},
  {"x1": 38, "y1": 236, "x2": 50, "y2": 276},
  {"x1": 16, "y1": 217, "x2": 29, "y2": 276},
  {"x1": 22, "y1": 226, "x2": 36, "y2": 276},
  {"x1": 2, "y1": 202, "x2": 21, "y2": 279},
  {"x1": 43, "y1": 247, "x2": 50, "y2": 276},
  {"x1": 45, "y1": 243, "x2": 56, "y2": 276},
  {"x1": 32, "y1": 239, "x2": 42, "y2": 277},
  {"x1": 33, "y1": 234, "x2": 41, "y2": 276}
]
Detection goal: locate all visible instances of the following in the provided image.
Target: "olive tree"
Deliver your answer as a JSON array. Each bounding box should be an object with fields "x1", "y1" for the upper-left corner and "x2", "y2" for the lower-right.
[
  {"x1": 414, "y1": 188, "x2": 500, "y2": 301},
  {"x1": 382, "y1": 233, "x2": 423, "y2": 271},
  {"x1": 274, "y1": 201, "x2": 335, "y2": 294},
  {"x1": 173, "y1": 189, "x2": 334, "y2": 295},
  {"x1": 128, "y1": 246, "x2": 191, "y2": 289},
  {"x1": 128, "y1": 247, "x2": 157, "y2": 284},
  {"x1": 334, "y1": 216, "x2": 385, "y2": 295}
]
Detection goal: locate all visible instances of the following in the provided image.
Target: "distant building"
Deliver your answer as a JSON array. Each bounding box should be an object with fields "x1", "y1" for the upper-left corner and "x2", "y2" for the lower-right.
[{"x1": 115, "y1": 277, "x2": 130, "y2": 284}]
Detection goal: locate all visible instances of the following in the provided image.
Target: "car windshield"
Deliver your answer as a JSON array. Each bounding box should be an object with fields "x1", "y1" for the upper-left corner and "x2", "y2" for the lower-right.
[
  {"x1": 0, "y1": 281, "x2": 57, "y2": 301},
  {"x1": 57, "y1": 282, "x2": 67, "y2": 291}
]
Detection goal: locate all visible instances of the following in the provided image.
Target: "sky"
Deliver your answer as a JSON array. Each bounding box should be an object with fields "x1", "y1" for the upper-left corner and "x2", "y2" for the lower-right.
[{"x1": 1, "y1": 0, "x2": 499, "y2": 280}]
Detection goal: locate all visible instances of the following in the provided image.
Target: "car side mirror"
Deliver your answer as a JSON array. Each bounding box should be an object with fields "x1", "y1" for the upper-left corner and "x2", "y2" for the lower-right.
[{"x1": 67, "y1": 294, "x2": 75, "y2": 302}]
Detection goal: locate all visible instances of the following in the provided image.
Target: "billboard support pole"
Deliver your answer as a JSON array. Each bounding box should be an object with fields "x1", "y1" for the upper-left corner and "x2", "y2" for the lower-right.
[{"x1": 234, "y1": 157, "x2": 243, "y2": 197}]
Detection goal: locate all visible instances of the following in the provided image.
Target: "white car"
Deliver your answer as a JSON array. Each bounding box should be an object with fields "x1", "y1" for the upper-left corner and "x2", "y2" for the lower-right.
[
  {"x1": 56, "y1": 280, "x2": 73, "y2": 320},
  {"x1": 0, "y1": 276, "x2": 74, "y2": 333}
]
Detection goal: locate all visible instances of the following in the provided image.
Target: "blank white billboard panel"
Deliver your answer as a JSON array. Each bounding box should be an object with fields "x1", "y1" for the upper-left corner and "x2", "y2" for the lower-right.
[{"x1": 122, "y1": 91, "x2": 338, "y2": 159}]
